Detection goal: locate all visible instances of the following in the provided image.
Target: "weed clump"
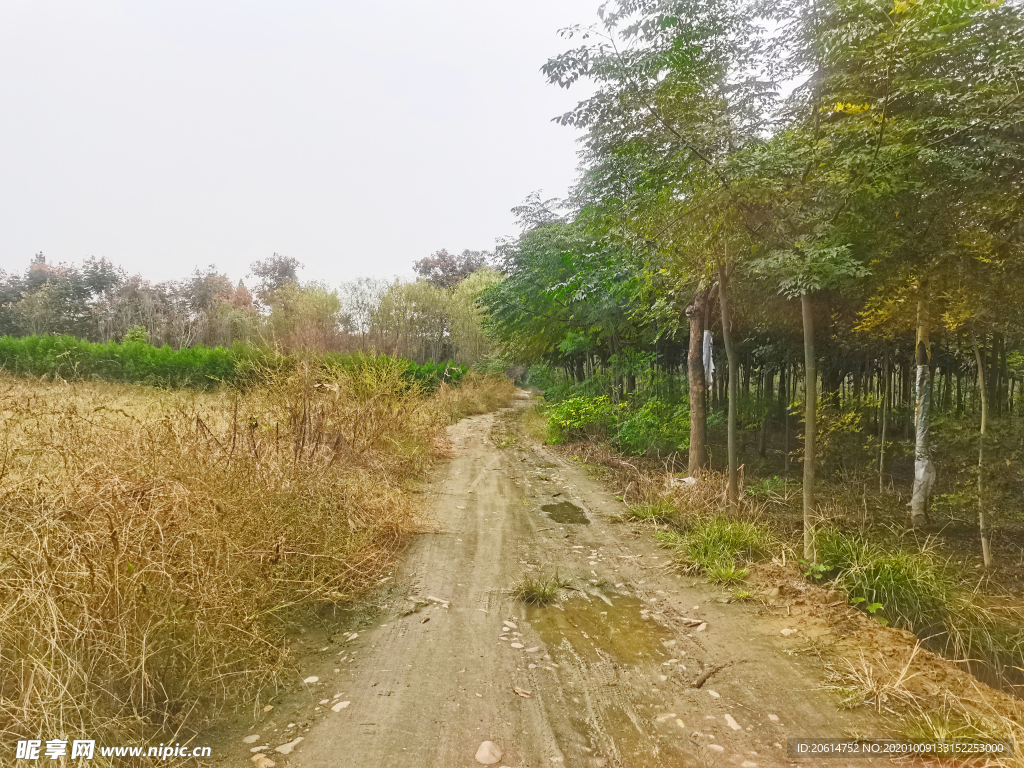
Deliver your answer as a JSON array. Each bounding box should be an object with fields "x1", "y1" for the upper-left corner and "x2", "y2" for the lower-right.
[
  {"x1": 815, "y1": 528, "x2": 954, "y2": 632},
  {"x1": 436, "y1": 372, "x2": 515, "y2": 422},
  {"x1": 513, "y1": 574, "x2": 570, "y2": 605},
  {"x1": 656, "y1": 516, "x2": 774, "y2": 582},
  {"x1": 815, "y1": 528, "x2": 1024, "y2": 693},
  {"x1": 625, "y1": 500, "x2": 676, "y2": 523}
]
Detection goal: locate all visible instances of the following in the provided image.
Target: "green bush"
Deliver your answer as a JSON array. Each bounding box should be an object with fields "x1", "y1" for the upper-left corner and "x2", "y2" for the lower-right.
[
  {"x1": 403, "y1": 359, "x2": 467, "y2": 390},
  {"x1": 615, "y1": 397, "x2": 690, "y2": 456},
  {"x1": 547, "y1": 395, "x2": 619, "y2": 443}
]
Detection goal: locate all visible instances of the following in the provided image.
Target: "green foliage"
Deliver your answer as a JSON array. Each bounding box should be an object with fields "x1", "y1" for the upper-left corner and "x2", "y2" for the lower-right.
[
  {"x1": 816, "y1": 401, "x2": 873, "y2": 475},
  {"x1": 625, "y1": 500, "x2": 676, "y2": 522},
  {"x1": 122, "y1": 325, "x2": 150, "y2": 344},
  {"x1": 0, "y1": 335, "x2": 467, "y2": 393},
  {"x1": 0, "y1": 334, "x2": 270, "y2": 390},
  {"x1": 745, "y1": 476, "x2": 794, "y2": 502},
  {"x1": 547, "y1": 396, "x2": 620, "y2": 443},
  {"x1": 401, "y1": 359, "x2": 467, "y2": 390},
  {"x1": 815, "y1": 529, "x2": 1024, "y2": 681},
  {"x1": 705, "y1": 561, "x2": 751, "y2": 585},
  {"x1": 615, "y1": 398, "x2": 690, "y2": 456}
]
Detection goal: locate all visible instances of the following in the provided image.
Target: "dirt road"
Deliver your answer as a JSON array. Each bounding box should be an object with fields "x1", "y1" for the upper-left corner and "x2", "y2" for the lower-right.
[{"x1": 236, "y1": 396, "x2": 890, "y2": 768}]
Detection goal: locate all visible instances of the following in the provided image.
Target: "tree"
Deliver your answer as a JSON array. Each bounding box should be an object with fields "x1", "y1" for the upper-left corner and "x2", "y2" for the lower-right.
[
  {"x1": 449, "y1": 268, "x2": 502, "y2": 366},
  {"x1": 250, "y1": 254, "x2": 302, "y2": 306},
  {"x1": 413, "y1": 249, "x2": 489, "y2": 290},
  {"x1": 543, "y1": 0, "x2": 774, "y2": 474}
]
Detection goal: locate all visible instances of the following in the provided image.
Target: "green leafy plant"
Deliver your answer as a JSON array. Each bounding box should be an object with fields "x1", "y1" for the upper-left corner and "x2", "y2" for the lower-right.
[
  {"x1": 614, "y1": 397, "x2": 690, "y2": 456},
  {"x1": 547, "y1": 395, "x2": 619, "y2": 443},
  {"x1": 850, "y1": 597, "x2": 889, "y2": 625}
]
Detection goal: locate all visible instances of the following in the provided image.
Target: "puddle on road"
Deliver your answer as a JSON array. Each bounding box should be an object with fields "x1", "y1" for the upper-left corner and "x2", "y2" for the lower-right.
[
  {"x1": 527, "y1": 590, "x2": 671, "y2": 665},
  {"x1": 542, "y1": 501, "x2": 590, "y2": 524}
]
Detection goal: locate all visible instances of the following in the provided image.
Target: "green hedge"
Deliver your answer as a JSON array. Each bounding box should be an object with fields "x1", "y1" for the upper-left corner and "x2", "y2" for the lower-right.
[
  {"x1": 0, "y1": 335, "x2": 468, "y2": 392},
  {"x1": 0, "y1": 335, "x2": 274, "y2": 389}
]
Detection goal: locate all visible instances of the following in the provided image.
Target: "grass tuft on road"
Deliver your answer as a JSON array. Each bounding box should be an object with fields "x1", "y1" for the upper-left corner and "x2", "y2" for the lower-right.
[{"x1": 513, "y1": 573, "x2": 570, "y2": 605}]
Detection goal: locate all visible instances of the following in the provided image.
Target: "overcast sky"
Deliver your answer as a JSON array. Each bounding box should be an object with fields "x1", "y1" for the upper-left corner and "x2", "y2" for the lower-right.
[{"x1": 0, "y1": 1, "x2": 598, "y2": 285}]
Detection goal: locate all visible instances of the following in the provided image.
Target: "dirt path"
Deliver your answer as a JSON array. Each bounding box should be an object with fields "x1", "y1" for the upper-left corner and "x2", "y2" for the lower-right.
[{"x1": 236, "y1": 396, "x2": 896, "y2": 768}]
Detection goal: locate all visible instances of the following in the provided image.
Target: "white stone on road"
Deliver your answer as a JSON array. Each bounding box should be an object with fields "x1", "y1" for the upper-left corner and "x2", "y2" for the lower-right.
[
  {"x1": 475, "y1": 741, "x2": 503, "y2": 765},
  {"x1": 724, "y1": 714, "x2": 741, "y2": 731},
  {"x1": 331, "y1": 700, "x2": 350, "y2": 712},
  {"x1": 274, "y1": 737, "x2": 303, "y2": 755}
]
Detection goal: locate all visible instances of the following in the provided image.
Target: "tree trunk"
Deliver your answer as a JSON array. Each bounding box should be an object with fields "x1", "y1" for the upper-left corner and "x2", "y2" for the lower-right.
[
  {"x1": 719, "y1": 263, "x2": 739, "y2": 509},
  {"x1": 801, "y1": 292, "x2": 817, "y2": 562},
  {"x1": 903, "y1": 362, "x2": 912, "y2": 440},
  {"x1": 685, "y1": 282, "x2": 712, "y2": 476},
  {"x1": 880, "y1": 352, "x2": 889, "y2": 495},
  {"x1": 782, "y1": 355, "x2": 791, "y2": 475},
  {"x1": 910, "y1": 295, "x2": 934, "y2": 528},
  {"x1": 972, "y1": 337, "x2": 993, "y2": 567}
]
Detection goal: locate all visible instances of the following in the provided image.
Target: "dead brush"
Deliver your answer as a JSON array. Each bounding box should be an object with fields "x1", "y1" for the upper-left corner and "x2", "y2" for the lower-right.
[
  {"x1": 0, "y1": 361, "x2": 448, "y2": 752},
  {"x1": 435, "y1": 372, "x2": 515, "y2": 423},
  {"x1": 824, "y1": 644, "x2": 925, "y2": 713}
]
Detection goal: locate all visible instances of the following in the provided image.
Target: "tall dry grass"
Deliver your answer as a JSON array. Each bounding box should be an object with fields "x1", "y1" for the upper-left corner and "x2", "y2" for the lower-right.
[
  {"x1": 0, "y1": 358, "x2": 487, "y2": 753},
  {"x1": 435, "y1": 372, "x2": 516, "y2": 422}
]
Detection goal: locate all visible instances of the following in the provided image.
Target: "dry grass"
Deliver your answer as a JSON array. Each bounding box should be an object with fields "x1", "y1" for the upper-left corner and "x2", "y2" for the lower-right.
[
  {"x1": 825, "y1": 645, "x2": 1024, "y2": 766},
  {"x1": 825, "y1": 644, "x2": 926, "y2": 712},
  {"x1": 435, "y1": 372, "x2": 516, "y2": 422},
  {"x1": 521, "y1": 401, "x2": 549, "y2": 443},
  {"x1": 0, "y1": 361, "x2": 508, "y2": 755}
]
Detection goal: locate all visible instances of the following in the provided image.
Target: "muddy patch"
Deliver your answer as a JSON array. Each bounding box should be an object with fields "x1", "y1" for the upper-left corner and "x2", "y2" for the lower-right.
[
  {"x1": 542, "y1": 500, "x2": 589, "y2": 525},
  {"x1": 527, "y1": 591, "x2": 671, "y2": 665}
]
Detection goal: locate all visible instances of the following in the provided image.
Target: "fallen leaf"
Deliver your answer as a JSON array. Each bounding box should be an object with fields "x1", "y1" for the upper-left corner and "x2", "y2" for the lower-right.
[{"x1": 512, "y1": 686, "x2": 532, "y2": 698}]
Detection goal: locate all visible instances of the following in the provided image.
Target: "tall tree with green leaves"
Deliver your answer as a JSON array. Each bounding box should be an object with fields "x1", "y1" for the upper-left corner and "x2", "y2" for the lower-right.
[{"x1": 543, "y1": 0, "x2": 775, "y2": 475}]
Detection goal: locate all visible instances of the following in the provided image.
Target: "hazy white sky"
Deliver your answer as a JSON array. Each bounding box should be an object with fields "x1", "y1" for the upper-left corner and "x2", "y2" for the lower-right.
[{"x1": 0, "y1": 1, "x2": 598, "y2": 285}]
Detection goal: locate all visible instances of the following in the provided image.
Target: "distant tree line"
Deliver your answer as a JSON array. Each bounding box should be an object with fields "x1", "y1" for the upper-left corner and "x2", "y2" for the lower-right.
[{"x1": 0, "y1": 249, "x2": 499, "y2": 367}]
